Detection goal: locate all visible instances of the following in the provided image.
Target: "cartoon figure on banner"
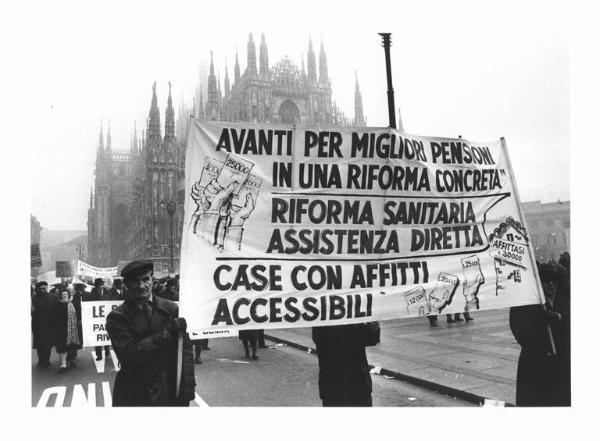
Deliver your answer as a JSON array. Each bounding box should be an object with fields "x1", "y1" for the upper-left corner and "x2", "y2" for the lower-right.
[
  {"x1": 427, "y1": 272, "x2": 459, "y2": 314},
  {"x1": 488, "y1": 217, "x2": 528, "y2": 296},
  {"x1": 461, "y1": 255, "x2": 484, "y2": 311},
  {"x1": 191, "y1": 153, "x2": 262, "y2": 251}
]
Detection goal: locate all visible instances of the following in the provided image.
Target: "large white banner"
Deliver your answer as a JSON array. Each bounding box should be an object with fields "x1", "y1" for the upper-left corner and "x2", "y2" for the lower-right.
[
  {"x1": 180, "y1": 121, "x2": 544, "y2": 334},
  {"x1": 76, "y1": 260, "x2": 118, "y2": 280},
  {"x1": 81, "y1": 301, "x2": 122, "y2": 347}
]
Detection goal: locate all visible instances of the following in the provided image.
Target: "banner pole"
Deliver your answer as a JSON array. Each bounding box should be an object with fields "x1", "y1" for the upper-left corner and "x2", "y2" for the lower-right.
[
  {"x1": 175, "y1": 330, "x2": 184, "y2": 398},
  {"x1": 378, "y1": 33, "x2": 396, "y2": 129},
  {"x1": 499, "y1": 137, "x2": 556, "y2": 356}
]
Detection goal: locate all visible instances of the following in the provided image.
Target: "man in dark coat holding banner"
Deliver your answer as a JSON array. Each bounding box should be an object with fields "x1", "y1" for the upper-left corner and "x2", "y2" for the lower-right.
[
  {"x1": 106, "y1": 260, "x2": 195, "y2": 406},
  {"x1": 312, "y1": 322, "x2": 380, "y2": 407},
  {"x1": 510, "y1": 262, "x2": 569, "y2": 406}
]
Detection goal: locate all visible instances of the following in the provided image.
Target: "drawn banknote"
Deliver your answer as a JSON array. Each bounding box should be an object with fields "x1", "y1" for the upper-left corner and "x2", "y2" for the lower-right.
[
  {"x1": 216, "y1": 153, "x2": 254, "y2": 195},
  {"x1": 461, "y1": 255, "x2": 484, "y2": 311},
  {"x1": 233, "y1": 173, "x2": 262, "y2": 208},
  {"x1": 427, "y1": 272, "x2": 459, "y2": 313},
  {"x1": 199, "y1": 157, "x2": 222, "y2": 188},
  {"x1": 403, "y1": 286, "x2": 428, "y2": 316}
]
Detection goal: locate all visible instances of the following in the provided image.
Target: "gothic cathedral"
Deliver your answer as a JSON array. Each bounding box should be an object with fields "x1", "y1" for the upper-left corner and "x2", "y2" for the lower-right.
[{"x1": 87, "y1": 34, "x2": 366, "y2": 273}]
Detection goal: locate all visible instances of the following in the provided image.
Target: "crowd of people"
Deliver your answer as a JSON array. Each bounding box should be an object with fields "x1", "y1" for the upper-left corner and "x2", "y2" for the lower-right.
[
  {"x1": 31, "y1": 251, "x2": 571, "y2": 407},
  {"x1": 30, "y1": 273, "x2": 197, "y2": 371}
]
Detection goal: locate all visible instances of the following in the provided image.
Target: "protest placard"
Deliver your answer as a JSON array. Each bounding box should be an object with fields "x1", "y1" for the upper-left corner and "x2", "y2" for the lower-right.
[
  {"x1": 81, "y1": 301, "x2": 122, "y2": 347},
  {"x1": 55, "y1": 261, "x2": 75, "y2": 278},
  {"x1": 179, "y1": 121, "x2": 544, "y2": 335},
  {"x1": 31, "y1": 244, "x2": 42, "y2": 268}
]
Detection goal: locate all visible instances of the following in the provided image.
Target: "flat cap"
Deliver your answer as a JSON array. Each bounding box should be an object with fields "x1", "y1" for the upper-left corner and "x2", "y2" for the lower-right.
[
  {"x1": 35, "y1": 281, "x2": 48, "y2": 288},
  {"x1": 121, "y1": 260, "x2": 154, "y2": 279}
]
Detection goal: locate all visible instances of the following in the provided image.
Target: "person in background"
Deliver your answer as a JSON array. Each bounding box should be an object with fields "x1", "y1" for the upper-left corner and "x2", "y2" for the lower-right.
[
  {"x1": 510, "y1": 262, "x2": 568, "y2": 406},
  {"x1": 108, "y1": 278, "x2": 126, "y2": 301},
  {"x1": 312, "y1": 322, "x2": 380, "y2": 407},
  {"x1": 553, "y1": 258, "x2": 571, "y2": 405},
  {"x1": 49, "y1": 284, "x2": 61, "y2": 297},
  {"x1": 53, "y1": 288, "x2": 82, "y2": 373},
  {"x1": 159, "y1": 278, "x2": 179, "y2": 302},
  {"x1": 84, "y1": 278, "x2": 111, "y2": 361},
  {"x1": 193, "y1": 340, "x2": 203, "y2": 364},
  {"x1": 106, "y1": 260, "x2": 195, "y2": 406},
  {"x1": 32, "y1": 281, "x2": 57, "y2": 368},
  {"x1": 154, "y1": 278, "x2": 169, "y2": 298},
  {"x1": 427, "y1": 315, "x2": 438, "y2": 327},
  {"x1": 71, "y1": 283, "x2": 86, "y2": 363},
  {"x1": 239, "y1": 329, "x2": 259, "y2": 360},
  {"x1": 257, "y1": 330, "x2": 267, "y2": 348},
  {"x1": 558, "y1": 252, "x2": 570, "y2": 273}
]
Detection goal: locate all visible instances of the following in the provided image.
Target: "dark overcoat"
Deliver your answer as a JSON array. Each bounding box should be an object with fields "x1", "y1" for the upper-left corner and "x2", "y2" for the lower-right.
[
  {"x1": 106, "y1": 295, "x2": 195, "y2": 406},
  {"x1": 32, "y1": 293, "x2": 57, "y2": 350},
  {"x1": 312, "y1": 324, "x2": 373, "y2": 405},
  {"x1": 510, "y1": 302, "x2": 568, "y2": 406}
]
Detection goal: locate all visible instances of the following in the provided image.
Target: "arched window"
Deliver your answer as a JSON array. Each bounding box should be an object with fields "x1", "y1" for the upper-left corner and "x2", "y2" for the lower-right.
[{"x1": 278, "y1": 99, "x2": 300, "y2": 125}]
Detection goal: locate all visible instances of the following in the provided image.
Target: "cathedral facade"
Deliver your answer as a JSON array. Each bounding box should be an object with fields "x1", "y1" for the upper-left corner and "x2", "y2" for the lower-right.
[{"x1": 87, "y1": 34, "x2": 366, "y2": 274}]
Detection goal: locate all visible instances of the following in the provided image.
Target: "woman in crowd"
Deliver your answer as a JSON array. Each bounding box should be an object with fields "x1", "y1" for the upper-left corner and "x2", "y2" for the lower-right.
[{"x1": 53, "y1": 288, "x2": 82, "y2": 373}]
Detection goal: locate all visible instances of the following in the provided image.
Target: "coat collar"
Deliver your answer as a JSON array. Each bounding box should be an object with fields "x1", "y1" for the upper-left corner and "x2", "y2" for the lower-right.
[{"x1": 122, "y1": 294, "x2": 172, "y2": 320}]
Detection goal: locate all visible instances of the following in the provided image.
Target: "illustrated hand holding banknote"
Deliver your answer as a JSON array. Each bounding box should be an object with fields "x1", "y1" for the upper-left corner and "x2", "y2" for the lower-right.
[{"x1": 191, "y1": 153, "x2": 260, "y2": 250}]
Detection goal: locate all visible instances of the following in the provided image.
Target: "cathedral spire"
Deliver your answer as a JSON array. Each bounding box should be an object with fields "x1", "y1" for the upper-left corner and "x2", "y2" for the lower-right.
[
  {"x1": 217, "y1": 70, "x2": 222, "y2": 108},
  {"x1": 106, "y1": 120, "x2": 112, "y2": 152},
  {"x1": 131, "y1": 121, "x2": 138, "y2": 153},
  {"x1": 165, "y1": 81, "x2": 175, "y2": 139},
  {"x1": 247, "y1": 33, "x2": 257, "y2": 75},
  {"x1": 354, "y1": 71, "x2": 365, "y2": 126},
  {"x1": 234, "y1": 47, "x2": 240, "y2": 83},
  {"x1": 307, "y1": 36, "x2": 317, "y2": 84},
  {"x1": 98, "y1": 120, "x2": 104, "y2": 152},
  {"x1": 259, "y1": 33, "x2": 269, "y2": 77},
  {"x1": 319, "y1": 39, "x2": 329, "y2": 85},
  {"x1": 224, "y1": 61, "x2": 230, "y2": 95},
  {"x1": 206, "y1": 51, "x2": 220, "y2": 120},
  {"x1": 148, "y1": 81, "x2": 161, "y2": 139},
  {"x1": 146, "y1": 82, "x2": 162, "y2": 161}
]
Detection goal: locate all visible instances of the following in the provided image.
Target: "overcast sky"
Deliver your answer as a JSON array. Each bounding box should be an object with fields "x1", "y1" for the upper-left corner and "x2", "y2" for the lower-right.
[{"x1": 27, "y1": 0, "x2": 570, "y2": 231}]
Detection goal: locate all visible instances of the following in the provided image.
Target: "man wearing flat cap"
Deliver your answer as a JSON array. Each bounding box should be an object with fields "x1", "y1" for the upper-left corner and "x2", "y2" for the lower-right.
[
  {"x1": 32, "y1": 281, "x2": 57, "y2": 368},
  {"x1": 106, "y1": 260, "x2": 196, "y2": 406}
]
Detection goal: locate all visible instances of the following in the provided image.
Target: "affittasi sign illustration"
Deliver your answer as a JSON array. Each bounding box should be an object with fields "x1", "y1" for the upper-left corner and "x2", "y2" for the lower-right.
[{"x1": 180, "y1": 121, "x2": 543, "y2": 335}]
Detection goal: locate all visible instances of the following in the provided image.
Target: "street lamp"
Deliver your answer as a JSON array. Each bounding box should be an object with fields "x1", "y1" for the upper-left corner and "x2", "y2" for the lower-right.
[{"x1": 163, "y1": 200, "x2": 176, "y2": 274}]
